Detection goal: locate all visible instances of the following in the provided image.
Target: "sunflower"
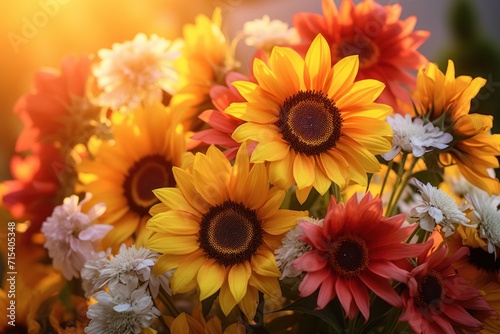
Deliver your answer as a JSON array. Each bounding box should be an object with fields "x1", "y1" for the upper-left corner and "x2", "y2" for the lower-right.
[
  {"x1": 146, "y1": 144, "x2": 307, "y2": 321},
  {"x1": 165, "y1": 303, "x2": 245, "y2": 334},
  {"x1": 413, "y1": 60, "x2": 500, "y2": 194},
  {"x1": 172, "y1": 7, "x2": 238, "y2": 131},
  {"x1": 227, "y1": 34, "x2": 393, "y2": 203},
  {"x1": 78, "y1": 102, "x2": 187, "y2": 250},
  {"x1": 292, "y1": 0, "x2": 429, "y2": 109}
]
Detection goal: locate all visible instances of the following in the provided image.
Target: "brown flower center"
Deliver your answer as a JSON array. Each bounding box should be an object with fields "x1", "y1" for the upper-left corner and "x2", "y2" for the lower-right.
[
  {"x1": 415, "y1": 270, "x2": 445, "y2": 312},
  {"x1": 199, "y1": 200, "x2": 263, "y2": 267},
  {"x1": 328, "y1": 235, "x2": 369, "y2": 278},
  {"x1": 469, "y1": 247, "x2": 500, "y2": 273},
  {"x1": 277, "y1": 90, "x2": 342, "y2": 156},
  {"x1": 334, "y1": 38, "x2": 380, "y2": 69},
  {"x1": 123, "y1": 155, "x2": 174, "y2": 216}
]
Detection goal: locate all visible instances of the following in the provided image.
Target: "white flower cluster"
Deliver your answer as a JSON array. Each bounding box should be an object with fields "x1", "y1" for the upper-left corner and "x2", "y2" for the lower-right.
[
  {"x1": 92, "y1": 33, "x2": 183, "y2": 111},
  {"x1": 41, "y1": 193, "x2": 113, "y2": 280},
  {"x1": 82, "y1": 244, "x2": 170, "y2": 333},
  {"x1": 410, "y1": 179, "x2": 474, "y2": 237},
  {"x1": 243, "y1": 15, "x2": 300, "y2": 52},
  {"x1": 465, "y1": 189, "x2": 500, "y2": 258},
  {"x1": 275, "y1": 217, "x2": 324, "y2": 279},
  {"x1": 382, "y1": 114, "x2": 453, "y2": 160}
]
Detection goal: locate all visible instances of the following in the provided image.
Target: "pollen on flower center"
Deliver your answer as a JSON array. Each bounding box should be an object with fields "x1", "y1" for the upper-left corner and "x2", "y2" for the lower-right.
[
  {"x1": 328, "y1": 235, "x2": 369, "y2": 278},
  {"x1": 199, "y1": 200, "x2": 263, "y2": 266},
  {"x1": 415, "y1": 270, "x2": 445, "y2": 311},
  {"x1": 468, "y1": 247, "x2": 500, "y2": 273},
  {"x1": 123, "y1": 155, "x2": 174, "y2": 216},
  {"x1": 277, "y1": 90, "x2": 343, "y2": 156},
  {"x1": 335, "y1": 38, "x2": 380, "y2": 69}
]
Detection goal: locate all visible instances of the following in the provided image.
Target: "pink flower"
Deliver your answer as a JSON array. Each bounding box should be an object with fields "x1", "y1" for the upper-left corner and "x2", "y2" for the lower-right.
[
  {"x1": 41, "y1": 193, "x2": 113, "y2": 280},
  {"x1": 293, "y1": 193, "x2": 427, "y2": 320},
  {"x1": 400, "y1": 243, "x2": 495, "y2": 333}
]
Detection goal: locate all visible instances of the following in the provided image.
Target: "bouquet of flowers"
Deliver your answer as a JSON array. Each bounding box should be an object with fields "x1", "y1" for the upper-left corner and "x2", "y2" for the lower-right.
[{"x1": 2, "y1": 0, "x2": 500, "y2": 333}]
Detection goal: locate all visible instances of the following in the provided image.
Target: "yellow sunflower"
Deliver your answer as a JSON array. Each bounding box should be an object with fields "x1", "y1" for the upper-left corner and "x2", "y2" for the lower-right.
[
  {"x1": 172, "y1": 7, "x2": 238, "y2": 131},
  {"x1": 226, "y1": 34, "x2": 393, "y2": 203},
  {"x1": 146, "y1": 144, "x2": 307, "y2": 321},
  {"x1": 78, "y1": 102, "x2": 188, "y2": 250},
  {"x1": 413, "y1": 60, "x2": 500, "y2": 194}
]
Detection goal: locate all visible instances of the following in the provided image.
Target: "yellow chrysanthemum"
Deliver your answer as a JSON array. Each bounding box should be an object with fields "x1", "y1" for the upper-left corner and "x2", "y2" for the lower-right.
[
  {"x1": 78, "y1": 102, "x2": 188, "y2": 250},
  {"x1": 172, "y1": 7, "x2": 238, "y2": 131},
  {"x1": 226, "y1": 34, "x2": 393, "y2": 203},
  {"x1": 165, "y1": 303, "x2": 245, "y2": 334},
  {"x1": 146, "y1": 144, "x2": 306, "y2": 321},
  {"x1": 413, "y1": 60, "x2": 500, "y2": 194}
]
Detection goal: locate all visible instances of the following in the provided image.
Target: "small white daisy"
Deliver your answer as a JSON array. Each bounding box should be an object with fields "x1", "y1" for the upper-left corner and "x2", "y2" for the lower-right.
[
  {"x1": 465, "y1": 189, "x2": 500, "y2": 257},
  {"x1": 410, "y1": 179, "x2": 473, "y2": 237},
  {"x1": 41, "y1": 193, "x2": 113, "y2": 280},
  {"x1": 243, "y1": 15, "x2": 300, "y2": 52},
  {"x1": 81, "y1": 243, "x2": 171, "y2": 298},
  {"x1": 274, "y1": 217, "x2": 323, "y2": 279},
  {"x1": 382, "y1": 114, "x2": 453, "y2": 160},
  {"x1": 92, "y1": 33, "x2": 183, "y2": 111},
  {"x1": 85, "y1": 283, "x2": 160, "y2": 334}
]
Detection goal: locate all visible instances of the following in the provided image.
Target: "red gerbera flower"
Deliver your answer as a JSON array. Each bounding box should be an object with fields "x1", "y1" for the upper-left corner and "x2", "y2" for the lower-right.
[
  {"x1": 293, "y1": 0, "x2": 429, "y2": 109},
  {"x1": 14, "y1": 55, "x2": 101, "y2": 152},
  {"x1": 399, "y1": 243, "x2": 495, "y2": 333},
  {"x1": 293, "y1": 193, "x2": 427, "y2": 320},
  {"x1": 191, "y1": 72, "x2": 256, "y2": 160}
]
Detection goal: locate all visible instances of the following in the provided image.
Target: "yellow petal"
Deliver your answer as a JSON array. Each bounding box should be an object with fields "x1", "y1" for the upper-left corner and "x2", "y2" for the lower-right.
[
  {"x1": 153, "y1": 187, "x2": 200, "y2": 216},
  {"x1": 257, "y1": 187, "x2": 286, "y2": 220},
  {"x1": 248, "y1": 273, "x2": 281, "y2": 299},
  {"x1": 262, "y1": 210, "x2": 307, "y2": 235},
  {"x1": 253, "y1": 56, "x2": 289, "y2": 101},
  {"x1": 293, "y1": 153, "x2": 315, "y2": 189},
  {"x1": 305, "y1": 34, "x2": 331, "y2": 90},
  {"x1": 335, "y1": 79, "x2": 386, "y2": 108},
  {"x1": 251, "y1": 249, "x2": 281, "y2": 277},
  {"x1": 173, "y1": 168, "x2": 210, "y2": 214},
  {"x1": 229, "y1": 143, "x2": 250, "y2": 203},
  {"x1": 250, "y1": 140, "x2": 290, "y2": 163},
  {"x1": 268, "y1": 152, "x2": 295, "y2": 190},
  {"x1": 219, "y1": 280, "x2": 237, "y2": 316},
  {"x1": 243, "y1": 162, "x2": 269, "y2": 210},
  {"x1": 170, "y1": 253, "x2": 206, "y2": 294},
  {"x1": 232, "y1": 122, "x2": 280, "y2": 143},
  {"x1": 228, "y1": 262, "x2": 251, "y2": 304},
  {"x1": 296, "y1": 186, "x2": 313, "y2": 205},
  {"x1": 197, "y1": 259, "x2": 226, "y2": 300},
  {"x1": 147, "y1": 211, "x2": 200, "y2": 235},
  {"x1": 269, "y1": 46, "x2": 303, "y2": 94},
  {"x1": 147, "y1": 233, "x2": 199, "y2": 255},
  {"x1": 238, "y1": 286, "x2": 259, "y2": 322},
  {"x1": 225, "y1": 102, "x2": 278, "y2": 123},
  {"x1": 328, "y1": 55, "x2": 359, "y2": 99}
]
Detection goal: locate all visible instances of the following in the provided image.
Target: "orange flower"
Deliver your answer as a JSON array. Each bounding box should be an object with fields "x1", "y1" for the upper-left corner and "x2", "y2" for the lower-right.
[{"x1": 293, "y1": 0, "x2": 429, "y2": 109}]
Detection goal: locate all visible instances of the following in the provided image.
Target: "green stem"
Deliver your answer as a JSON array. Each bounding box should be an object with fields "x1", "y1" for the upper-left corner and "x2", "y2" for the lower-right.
[
  {"x1": 158, "y1": 287, "x2": 179, "y2": 318},
  {"x1": 385, "y1": 153, "x2": 408, "y2": 216},
  {"x1": 383, "y1": 308, "x2": 403, "y2": 334},
  {"x1": 329, "y1": 182, "x2": 341, "y2": 202},
  {"x1": 379, "y1": 160, "x2": 394, "y2": 198}
]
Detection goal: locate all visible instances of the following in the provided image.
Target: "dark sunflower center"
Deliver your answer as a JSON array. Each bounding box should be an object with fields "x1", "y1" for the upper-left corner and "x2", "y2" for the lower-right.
[
  {"x1": 328, "y1": 235, "x2": 369, "y2": 278},
  {"x1": 123, "y1": 155, "x2": 174, "y2": 216},
  {"x1": 335, "y1": 38, "x2": 380, "y2": 69},
  {"x1": 277, "y1": 90, "x2": 342, "y2": 156},
  {"x1": 469, "y1": 247, "x2": 500, "y2": 273},
  {"x1": 415, "y1": 270, "x2": 445, "y2": 312},
  {"x1": 198, "y1": 200, "x2": 263, "y2": 267}
]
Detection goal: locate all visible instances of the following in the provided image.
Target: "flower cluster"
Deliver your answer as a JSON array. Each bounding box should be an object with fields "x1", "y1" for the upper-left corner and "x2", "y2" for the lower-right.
[{"x1": 2, "y1": 0, "x2": 500, "y2": 333}]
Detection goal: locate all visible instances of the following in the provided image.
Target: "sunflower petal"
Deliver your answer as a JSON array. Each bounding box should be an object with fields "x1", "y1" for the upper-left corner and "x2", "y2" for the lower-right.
[
  {"x1": 197, "y1": 259, "x2": 226, "y2": 300},
  {"x1": 228, "y1": 262, "x2": 251, "y2": 303}
]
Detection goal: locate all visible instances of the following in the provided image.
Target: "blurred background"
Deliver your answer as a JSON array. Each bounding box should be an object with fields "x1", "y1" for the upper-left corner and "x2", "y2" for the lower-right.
[{"x1": 1, "y1": 0, "x2": 500, "y2": 185}]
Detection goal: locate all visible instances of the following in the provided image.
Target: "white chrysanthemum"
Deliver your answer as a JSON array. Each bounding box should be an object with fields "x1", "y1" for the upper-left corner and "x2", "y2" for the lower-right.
[
  {"x1": 85, "y1": 283, "x2": 160, "y2": 334},
  {"x1": 274, "y1": 217, "x2": 323, "y2": 279},
  {"x1": 465, "y1": 189, "x2": 500, "y2": 257},
  {"x1": 93, "y1": 33, "x2": 183, "y2": 111},
  {"x1": 410, "y1": 179, "x2": 473, "y2": 236},
  {"x1": 41, "y1": 193, "x2": 113, "y2": 280},
  {"x1": 81, "y1": 243, "x2": 171, "y2": 298},
  {"x1": 382, "y1": 114, "x2": 453, "y2": 160},
  {"x1": 243, "y1": 15, "x2": 300, "y2": 52}
]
